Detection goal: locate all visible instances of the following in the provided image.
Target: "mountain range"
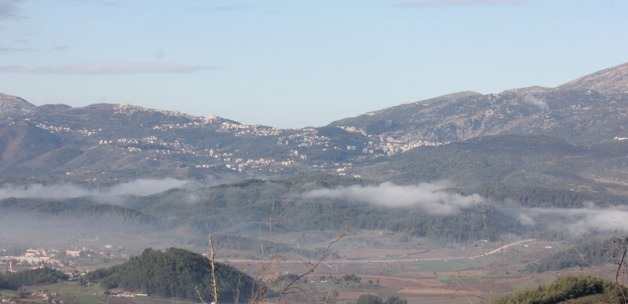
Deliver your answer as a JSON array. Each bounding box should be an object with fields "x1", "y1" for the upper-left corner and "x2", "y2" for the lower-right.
[{"x1": 2, "y1": 62, "x2": 628, "y2": 186}]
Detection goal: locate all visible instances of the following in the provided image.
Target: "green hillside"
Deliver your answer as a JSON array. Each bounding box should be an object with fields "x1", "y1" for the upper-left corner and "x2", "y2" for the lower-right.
[{"x1": 87, "y1": 248, "x2": 260, "y2": 302}]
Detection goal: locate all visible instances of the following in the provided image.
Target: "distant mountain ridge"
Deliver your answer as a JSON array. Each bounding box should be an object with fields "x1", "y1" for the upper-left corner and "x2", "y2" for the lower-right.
[
  {"x1": 561, "y1": 62, "x2": 628, "y2": 94},
  {"x1": 0, "y1": 93, "x2": 36, "y2": 117},
  {"x1": 1, "y1": 62, "x2": 628, "y2": 184}
]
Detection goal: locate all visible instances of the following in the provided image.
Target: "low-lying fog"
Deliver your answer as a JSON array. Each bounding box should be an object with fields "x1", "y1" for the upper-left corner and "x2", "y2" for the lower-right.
[{"x1": 1, "y1": 179, "x2": 627, "y2": 252}]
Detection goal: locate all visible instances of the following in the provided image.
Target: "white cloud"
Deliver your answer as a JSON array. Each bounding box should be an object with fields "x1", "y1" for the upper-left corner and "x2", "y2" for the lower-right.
[{"x1": 303, "y1": 181, "x2": 484, "y2": 215}]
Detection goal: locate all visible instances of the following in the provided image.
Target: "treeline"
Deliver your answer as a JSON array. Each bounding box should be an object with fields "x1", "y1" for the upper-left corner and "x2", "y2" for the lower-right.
[
  {"x1": 0, "y1": 268, "x2": 67, "y2": 290},
  {"x1": 494, "y1": 276, "x2": 628, "y2": 304},
  {"x1": 138, "y1": 177, "x2": 525, "y2": 243},
  {"x1": 87, "y1": 248, "x2": 259, "y2": 302},
  {"x1": 527, "y1": 237, "x2": 626, "y2": 273},
  {"x1": 0, "y1": 197, "x2": 159, "y2": 225},
  {"x1": 284, "y1": 201, "x2": 523, "y2": 242}
]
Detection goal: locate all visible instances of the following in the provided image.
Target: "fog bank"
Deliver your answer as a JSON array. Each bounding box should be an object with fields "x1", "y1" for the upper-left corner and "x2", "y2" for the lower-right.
[
  {"x1": 0, "y1": 178, "x2": 189, "y2": 201},
  {"x1": 304, "y1": 181, "x2": 484, "y2": 215}
]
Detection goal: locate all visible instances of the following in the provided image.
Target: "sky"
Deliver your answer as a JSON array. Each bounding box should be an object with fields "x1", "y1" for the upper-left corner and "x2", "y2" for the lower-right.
[{"x1": 0, "y1": 0, "x2": 627, "y2": 128}]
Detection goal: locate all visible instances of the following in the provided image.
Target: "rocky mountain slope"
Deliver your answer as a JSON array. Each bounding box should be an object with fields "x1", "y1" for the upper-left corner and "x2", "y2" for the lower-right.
[
  {"x1": 332, "y1": 63, "x2": 628, "y2": 148},
  {"x1": 0, "y1": 93, "x2": 35, "y2": 118},
  {"x1": 561, "y1": 62, "x2": 628, "y2": 94}
]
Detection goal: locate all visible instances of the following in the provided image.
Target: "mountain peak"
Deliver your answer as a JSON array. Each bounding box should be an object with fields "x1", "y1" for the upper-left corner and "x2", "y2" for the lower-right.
[
  {"x1": 560, "y1": 62, "x2": 628, "y2": 94},
  {"x1": 0, "y1": 93, "x2": 36, "y2": 116}
]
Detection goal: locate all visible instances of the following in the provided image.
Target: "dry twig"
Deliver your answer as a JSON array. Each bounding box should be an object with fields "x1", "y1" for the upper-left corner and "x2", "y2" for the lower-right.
[
  {"x1": 208, "y1": 234, "x2": 220, "y2": 304},
  {"x1": 277, "y1": 233, "x2": 345, "y2": 296}
]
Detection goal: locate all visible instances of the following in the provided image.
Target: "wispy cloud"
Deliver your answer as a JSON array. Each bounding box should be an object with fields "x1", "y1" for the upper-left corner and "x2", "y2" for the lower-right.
[
  {"x1": 0, "y1": 62, "x2": 217, "y2": 75},
  {"x1": 183, "y1": 2, "x2": 255, "y2": 14},
  {"x1": 0, "y1": 45, "x2": 68, "y2": 53},
  {"x1": 0, "y1": 0, "x2": 23, "y2": 20},
  {"x1": 396, "y1": 0, "x2": 525, "y2": 8},
  {"x1": 519, "y1": 203, "x2": 628, "y2": 235},
  {"x1": 52, "y1": 45, "x2": 69, "y2": 51},
  {"x1": 0, "y1": 46, "x2": 32, "y2": 52},
  {"x1": 65, "y1": 0, "x2": 119, "y2": 7},
  {"x1": 210, "y1": 3, "x2": 250, "y2": 12},
  {"x1": 303, "y1": 181, "x2": 484, "y2": 216},
  {"x1": 0, "y1": 178, "x2": 189, "y2": 201}
]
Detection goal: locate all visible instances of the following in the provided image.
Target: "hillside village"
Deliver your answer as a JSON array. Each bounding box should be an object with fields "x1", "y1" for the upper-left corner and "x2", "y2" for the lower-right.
[
  {"x1": 0, "y1": 246, "x2": 128, "y2": 274},
  {"x1": 5, "y1": 103, "x2": 446, "y2": 181}
]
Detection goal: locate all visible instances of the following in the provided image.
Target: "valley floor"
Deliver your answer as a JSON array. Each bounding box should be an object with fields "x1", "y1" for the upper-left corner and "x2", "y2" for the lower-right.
[{"x1": 1, "y1": 231, "x2": 624, "y2": 304}]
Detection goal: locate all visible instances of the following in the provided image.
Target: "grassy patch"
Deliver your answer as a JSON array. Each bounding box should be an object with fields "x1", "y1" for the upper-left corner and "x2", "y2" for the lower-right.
[
  {"x1": 413, "y1": 259, "x2": 481, "y2": 272},
  {"x1": 35, "y1": 282, "x2": 106, "y2": 304},
  {"x1": 437, "y1": 274, "x2": 481, "y2": 285}
]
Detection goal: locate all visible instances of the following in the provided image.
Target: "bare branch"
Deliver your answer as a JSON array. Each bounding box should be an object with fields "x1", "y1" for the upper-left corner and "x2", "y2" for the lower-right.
[
  {"x1": 196, "y1": 287, "x2": 207, "y2": 304},
  {"x1": 616, "y1": 247, "x2": 626, "y2": 285},
  {"x1": 208, "y1": 233, "x2": 220, "y2": 304},
  {"x1": 277, "y1": 233, "x2": 345, "y2": 296}
]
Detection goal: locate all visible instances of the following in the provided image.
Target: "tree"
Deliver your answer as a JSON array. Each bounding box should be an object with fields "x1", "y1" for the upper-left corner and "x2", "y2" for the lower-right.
[
  {"x1": 384, "y1": 296, "x2": 408, "y2": 304},
  {"x1": 356, "y1": 294, "x2": 383, "y2": 304}
]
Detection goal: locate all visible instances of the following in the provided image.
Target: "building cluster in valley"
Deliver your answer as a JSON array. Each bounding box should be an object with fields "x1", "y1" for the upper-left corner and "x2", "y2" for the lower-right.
[
  {"x1": 0, "y1": 249, "x2": 63, "y2": 271},
  {"x1": 0, "y1": 243, "x2": 142, "y2": 303},
  {"x1": 0, "y1": 245, "x2": 128, "y2": 274}
]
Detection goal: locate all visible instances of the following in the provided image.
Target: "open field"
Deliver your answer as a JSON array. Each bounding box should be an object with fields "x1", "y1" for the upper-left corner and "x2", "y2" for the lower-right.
[{"x1": 214, "y1": 234, "x2": 578, "y2": 304}]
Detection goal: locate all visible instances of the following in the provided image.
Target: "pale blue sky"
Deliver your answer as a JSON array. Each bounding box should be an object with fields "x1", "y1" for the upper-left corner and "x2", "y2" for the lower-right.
[{"x1": 0, "y1": 0, "x2": 627, "y2": 127}]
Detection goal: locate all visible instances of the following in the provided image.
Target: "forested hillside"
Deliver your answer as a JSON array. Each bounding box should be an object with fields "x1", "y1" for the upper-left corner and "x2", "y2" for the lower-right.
[{"x1": 87, "y1": 248, "x2": 259, "y2": 301}]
